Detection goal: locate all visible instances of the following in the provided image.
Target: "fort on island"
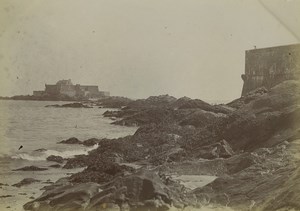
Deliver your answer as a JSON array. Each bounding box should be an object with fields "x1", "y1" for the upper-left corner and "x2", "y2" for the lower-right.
[
  {"x1": 33, "y1": 79, "x2": 110, "y2": 99},
  {"x1": 241, "y1": 43, "x2": 300, "y2": 96}
]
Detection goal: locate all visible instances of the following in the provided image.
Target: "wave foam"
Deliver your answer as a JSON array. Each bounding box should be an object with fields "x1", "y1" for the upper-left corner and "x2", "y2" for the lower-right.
[{"x1": 11, "y1": 144, "x2": 98, "y2": 161}]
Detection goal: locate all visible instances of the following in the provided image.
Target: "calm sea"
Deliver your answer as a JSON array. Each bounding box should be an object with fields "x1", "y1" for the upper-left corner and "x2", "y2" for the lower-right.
[{"x1": 0, "y1": 100, "x2": 137, "y2": 210}]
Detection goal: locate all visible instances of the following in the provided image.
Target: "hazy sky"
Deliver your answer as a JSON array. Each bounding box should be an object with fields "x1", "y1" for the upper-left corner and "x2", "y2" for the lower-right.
[{"x1": 0, "y1": 0, "x2": 299, "y2": 102}]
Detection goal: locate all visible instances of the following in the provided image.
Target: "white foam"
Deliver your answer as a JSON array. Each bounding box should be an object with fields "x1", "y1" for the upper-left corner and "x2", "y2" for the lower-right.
[{"x1": 11, "y1": 144, "x2": 98, "y2": 161}]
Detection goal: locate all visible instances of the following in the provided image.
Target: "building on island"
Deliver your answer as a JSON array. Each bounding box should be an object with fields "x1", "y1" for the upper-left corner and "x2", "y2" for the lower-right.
[
  {"x1": 33, "y1": 79, "x2": 110, "y2": 99},
  {"x1": 241, "y1": 43, "x2": 300, "y2": 96}
]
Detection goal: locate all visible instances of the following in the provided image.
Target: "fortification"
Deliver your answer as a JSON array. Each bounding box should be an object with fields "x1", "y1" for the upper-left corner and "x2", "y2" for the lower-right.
[
  {"x1": 33, "y1": 79, "x2": 110, "y2": 99},
  {"x1": 241, "y1": 44, "x2": 300, "y2": 96}
]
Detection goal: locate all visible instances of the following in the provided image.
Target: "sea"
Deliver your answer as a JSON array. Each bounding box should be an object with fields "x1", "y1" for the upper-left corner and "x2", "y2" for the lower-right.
[{"x1": 0, "y1": 100, "x2": 137, "y2": 211}]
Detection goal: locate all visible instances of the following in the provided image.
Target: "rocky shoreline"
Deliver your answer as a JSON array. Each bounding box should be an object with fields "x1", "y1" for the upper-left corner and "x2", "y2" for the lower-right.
[{"x1": 22, "y1": 80, "x2": 300, "y2": 210}]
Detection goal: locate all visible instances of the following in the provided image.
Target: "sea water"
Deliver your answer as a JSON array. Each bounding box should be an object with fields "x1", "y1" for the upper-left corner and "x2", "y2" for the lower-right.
[{"x1": 0, "y1": 100, "x2": 137, "y2": 210}]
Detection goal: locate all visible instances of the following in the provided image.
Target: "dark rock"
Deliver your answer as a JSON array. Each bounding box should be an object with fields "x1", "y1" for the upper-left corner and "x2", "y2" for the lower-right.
[
  {"x1": 69, "y1": 161, "x2": 134, "y2": 184},
  {"x1": 13, "y1": 166, "x2": 48, "y2": 171},
  {"x1": 112, "y1": 108, "x2": 176, "y2": 127},
  {"x1": 49, "y1": 164, "x2": 61, "y2": 168},
  {"x1": 58, "y1": 137, "x2": 82, "y2": 144},
  {"x1": 12, "y1": 178, "x2": 41, "y2": 188},
  {"x1": 63, "y1": 155, "x2": 88, "y2": 169},
  {"x1": 46, "y1": 155, "x2": 64, "y2": 163},
  {"x1": 34, "y1": 148, "x2": 47, "y2": 152},
  {"x1": 172, "y1": 97, "x2": 230, "y2": 114},
  {"x1": 179, "y1": 109, "x2": 225, "y2": 128},
  {"x1": 22, "y1": 80, "x2": 300, "y2": 210},
  {"x1": 0, "y1": 195, "x2": 13, "y2": 198},
  {"x1": 0, "y1": 182, "x2": 8, "y2": 186},
  {"x1": 82, "y1": 138, "x2": 104, "y2": 146},
  {"x1": 46, "y1": 102, "x2": 92, "y2": 108},
  {"x1": 97, "y1": 96, "x2": 133, "y2": 108},
  {"x1": 195, "y1": 139, "x2": 234, "y2": 159},
  {"x1": 23, "y1": 182, "x2": 101, "y2": 211}
]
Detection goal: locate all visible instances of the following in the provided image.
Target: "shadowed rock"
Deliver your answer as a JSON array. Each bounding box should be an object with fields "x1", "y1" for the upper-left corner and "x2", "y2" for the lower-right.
[
  {"x1": 13, "y1": 166, "x2": 48, "y2": 171},
  {"x1": 58, "y1": 137, "x2": 82, "y2": 144},
  {"x1": 46, "y1": 155, "x2": 64, "y2": 163},
  {"x1": 46, "y1": 102, "x2": 92, "y2": 108},
  {"x1": 12, "y1": 178, "x2": 41, "y2": 188}
]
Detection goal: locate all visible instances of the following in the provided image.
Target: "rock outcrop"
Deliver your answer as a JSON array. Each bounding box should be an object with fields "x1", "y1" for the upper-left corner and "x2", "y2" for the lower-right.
[
  {"x1": 23, "y1": 80, "x2": 300, "y2": 211},
  {"x1": 46, "y1": 155, "x2": 64, "y2": 164},
  {"x1": 58, "y1": 137, "x2": 82, "y2": 145}
]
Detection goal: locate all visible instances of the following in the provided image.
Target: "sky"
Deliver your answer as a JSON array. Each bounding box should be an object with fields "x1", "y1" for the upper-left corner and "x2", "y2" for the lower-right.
[{"x1": 0, "y1": 0, "x2": 299, "y2": 103}]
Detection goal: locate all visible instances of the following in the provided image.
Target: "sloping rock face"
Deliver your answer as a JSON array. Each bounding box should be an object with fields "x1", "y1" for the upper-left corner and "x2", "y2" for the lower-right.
[
  {"x1": 23, "y1": 182, "x2": 101, "y2": 211},
  {"x1": 23, "y1": 170, "x2": 186, "y2": 211}
]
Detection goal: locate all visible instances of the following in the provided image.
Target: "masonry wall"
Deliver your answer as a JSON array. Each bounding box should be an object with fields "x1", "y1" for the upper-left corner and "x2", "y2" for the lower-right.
[{"x1": 241, "y1": 44, "x2": 300, "y2": 96}]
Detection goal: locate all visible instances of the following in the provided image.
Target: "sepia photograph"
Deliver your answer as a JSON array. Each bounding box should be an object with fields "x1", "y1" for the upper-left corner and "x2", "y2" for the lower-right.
[{"x1": 0, "y1": 0, "x2": 299, "y2": 210}]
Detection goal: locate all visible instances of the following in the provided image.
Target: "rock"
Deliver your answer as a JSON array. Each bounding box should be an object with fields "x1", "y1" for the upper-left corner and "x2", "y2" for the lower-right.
[
  {"x1": 0, "y1": 195, "x2": 13, "y2": 198},
  {"x1": 34, "y1": 148, "x2": 47, "y2": 152},
  {"x1": 12, "y1": 178, "x2": 41, "y2": 188},
  {"x1": 82, "y1": 138, "x2": 104, "y2": 146},
  {"x1": 0, "y1": 183, "x2": 8, "y2": 186},
  {"x1": 195, "y1": 140, "x2": 234, "y2": 159},
  {"x1": 13, "y1": 166, "x2": 48, "y2": 171},
  {"x1": 179, "y1": 109, "x2": 225, "y2": 128},
  {"x1": 97, "y1": 96, "x2": 133, "y2": 108},
  {"x1": 58, "y1": 137, "x2": 82, "y2": 144},
  {"x1": 85, "y1": 170, "x2": 175, "y2": 211},
  {"x1": 172, "y1": 97, "x2": 230, "y2": 114},
  {"x1": 258, "y1": 167, "x2": 300, "y2": 210},
  {"x1": 23, "y1": 182, "x2": 101, "y2": 211},
  {"x1": 49, "y1": 164, "x2": 61, "y2": 168},
  {"x1": 116, "y1": 170, "x2": 172, "y2": 204},
  {"x1": 22, "y1": 80, "x2": 300, "y2": 210},
  {"x1": 112, "y1": 108, "x2": 175, "y2": 127},
  {"x1": 69, "y1": 161, "x2": 134, "y2": 184},
  {"x1": 63, "y1": 155, "x2": 88, "y2": 169},
  {"x1": 46, "y1": 102, "x2": 92, "y2": 108},
  {"x1": 46, "y1": 155, "x2": 64, "y2": 163}
]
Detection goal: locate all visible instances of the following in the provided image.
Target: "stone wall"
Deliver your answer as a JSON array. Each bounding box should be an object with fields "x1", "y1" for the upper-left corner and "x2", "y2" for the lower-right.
[{"x1": 241, "y1": 44, "x2": 300, "y2": 96}]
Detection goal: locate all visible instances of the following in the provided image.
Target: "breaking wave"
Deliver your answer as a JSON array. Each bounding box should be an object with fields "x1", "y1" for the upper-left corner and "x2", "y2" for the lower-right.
[{"x1": 11, "y1": 144, "x2": 98, "y2": 161}]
